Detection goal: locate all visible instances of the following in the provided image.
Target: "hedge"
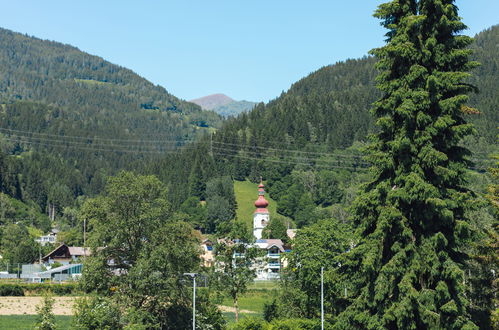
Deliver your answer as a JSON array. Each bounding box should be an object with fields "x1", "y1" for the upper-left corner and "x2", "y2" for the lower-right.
[
  {"x1": 0, "y1": 282, "x2": 80, "y2": 296},
  {"x1": 229, "y1": 317, "x2": 333, "y2": 330}
]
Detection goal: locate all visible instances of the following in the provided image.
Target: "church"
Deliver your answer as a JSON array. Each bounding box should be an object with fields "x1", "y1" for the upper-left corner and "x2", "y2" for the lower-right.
[
  {"x1": 253, "y1": 181, "x2": 270, "y2": 239},
  {"x1": 251, "y1": 180, "x2": 288, "y2": 280}
]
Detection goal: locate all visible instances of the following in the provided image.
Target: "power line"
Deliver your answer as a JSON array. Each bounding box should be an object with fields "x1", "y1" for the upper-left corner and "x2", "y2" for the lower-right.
[
  {"x1": 0, "y1": 136, "x2": 193, "y2": 155},
  {"x1": 212, "y1": 149, "x2": 368, "y2": 170},
  {"x1": 211, "y1": 146, "x2": 370, "y2": 167},
  {"x1": 212, "y1": 140, "x2": 364, "y2": 158},
  {"x1": 0, "y1": 127, "x2": 196, "y2": 144},
  {"x1": 0, "y1": 132, "x2": 195, "y2": 151}
]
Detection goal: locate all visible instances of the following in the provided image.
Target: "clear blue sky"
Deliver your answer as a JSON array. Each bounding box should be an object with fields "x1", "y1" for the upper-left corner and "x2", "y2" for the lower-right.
[{"x1": 0, "y1": 1, "x2": 497, "y2": 102}]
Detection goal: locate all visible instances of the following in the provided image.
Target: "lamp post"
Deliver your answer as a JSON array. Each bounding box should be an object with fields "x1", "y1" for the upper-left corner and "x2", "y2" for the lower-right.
[{"x1": 183, "y1": 272, "x2": 198, "y2": 330}]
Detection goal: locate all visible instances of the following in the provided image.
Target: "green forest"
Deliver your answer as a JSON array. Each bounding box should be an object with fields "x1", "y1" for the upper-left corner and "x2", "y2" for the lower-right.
[{"x1": 0, "y1": 1, "x2": 498, "y2": 329}]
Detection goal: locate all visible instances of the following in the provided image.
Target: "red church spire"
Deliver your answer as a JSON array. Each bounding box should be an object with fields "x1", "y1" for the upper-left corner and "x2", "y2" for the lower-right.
[{"x1": 254, "y1": 177, "x2": 269, "y2": 213}]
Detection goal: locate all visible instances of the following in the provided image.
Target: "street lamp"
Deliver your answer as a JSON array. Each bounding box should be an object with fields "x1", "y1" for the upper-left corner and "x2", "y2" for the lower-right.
[{"x1": 183, "y1": 272, "x2": 198, "y2": 330}]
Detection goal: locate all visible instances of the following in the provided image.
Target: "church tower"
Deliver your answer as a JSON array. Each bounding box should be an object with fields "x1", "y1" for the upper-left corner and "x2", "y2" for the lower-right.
[{"x1": 253, "y1": 179, "x2": 270, "y2": 239}]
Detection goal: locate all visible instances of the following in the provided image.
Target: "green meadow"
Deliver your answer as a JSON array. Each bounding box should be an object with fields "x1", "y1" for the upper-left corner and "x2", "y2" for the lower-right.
[{"x1": 0, "y1": 315, "x2": 73, "y2": 329}]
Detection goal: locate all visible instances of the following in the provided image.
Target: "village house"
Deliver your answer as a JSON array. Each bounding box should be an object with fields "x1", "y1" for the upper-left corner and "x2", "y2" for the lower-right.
[
  {"x1": 41, "y1": 243, "x2": 90, "y2": 265},
  {"x1": 35, "y1": 228, "x2": 59, "y2": 246},
  {"x1": 200, "y1": 239, "x2": 215, "y2": 267},
  {"x1": 254, "y1": 238, "x2": 287, "y2": 280}
]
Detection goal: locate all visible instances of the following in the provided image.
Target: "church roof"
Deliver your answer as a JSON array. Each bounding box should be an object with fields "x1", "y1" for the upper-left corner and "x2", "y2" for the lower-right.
[{"x1": 254, "y1": 180, "x2": 269, "y2": 213}]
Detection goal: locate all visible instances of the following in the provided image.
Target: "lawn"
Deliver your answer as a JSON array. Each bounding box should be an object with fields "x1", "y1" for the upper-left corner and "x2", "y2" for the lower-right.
[
  {"x1": 219, "y1": 287, "x2": 277, "y2": 314},
  {"x1": 0, "y1": 315, "x2": 72, "y2": 329}
]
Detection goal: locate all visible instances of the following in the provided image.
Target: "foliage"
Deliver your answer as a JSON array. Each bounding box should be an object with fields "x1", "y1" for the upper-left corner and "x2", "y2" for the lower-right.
[
  {"x1": 261, "y1": 216, "x2": 290, "y2": 243},
  {"x1": 263, "y1": 299, "x2": 279, "y2": 322},
  {"x1": 212, "y1": 241, "x2": 261, "y2": 322},
  {"x1": 79, "y1": 171, "x2": 222, "y2": 329},
  {"x1": 179, "y1": 196, "x2": 208, "y2": 230},
  {"x1": 79, "y1": 254, "x2": 114, "y2": 294},
  {"x1": 0, "y1": 283, "x2": 24, "y2": 296},
  {"x1": 35, "y1": 292, "x2": 56, "y2": 330},
  {"x1": 278, "y1": 218, "x2": 353, "y2": 319},
  {"x1": 334, "y1": 1, "x2": 481, "y2": 328},
  {"x1": 228, "y1": 317, "x2": 331, "y2": 330},
  {"x1": 213, "y1": 100, "x2": 258, "y2": 118},
  {"x1": 72, "y1": 296, "x2": 122, "y2": 330},
  {"x1": 82, "y1": 171, "x2": 171, "y2": 270},
  {"x1": 206, "y1": 195, "x2": 234, "y2": 234},
  {"x1": 0, "y1": 282, "x2": 79, "y2": 296},
  {"x1": 0, "y1": 223, "x2": 40, "y2": 264}
]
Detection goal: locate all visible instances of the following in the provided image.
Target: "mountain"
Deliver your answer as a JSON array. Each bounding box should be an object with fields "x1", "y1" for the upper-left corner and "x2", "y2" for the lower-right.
[
  {"x1": 0, "y1": 27, "x2": 223, "y2": 214},
  {"x1": 0, "y1": 27, "x2": 222, "y2": 143},
  {"x1": 214, "y1": 25, "x2": 499, "y2": 152},
  {"x1": 190, "y1": 93, "x2": 234, "y2": 110},
  {"x1": 212, "y1": 100, "x2": 258, "y2": 117},
  {"x1": 190, "y1": 93, "x2": 257, "y2": 117}
]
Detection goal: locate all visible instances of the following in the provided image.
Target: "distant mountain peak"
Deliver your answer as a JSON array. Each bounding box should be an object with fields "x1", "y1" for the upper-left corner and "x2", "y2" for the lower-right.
[
  {"x1": 190, "y1": 93, "x2": 258, "y2": 117},
  {"x1": 189, "y1": 94, "x2": 234, "y2": 110}
]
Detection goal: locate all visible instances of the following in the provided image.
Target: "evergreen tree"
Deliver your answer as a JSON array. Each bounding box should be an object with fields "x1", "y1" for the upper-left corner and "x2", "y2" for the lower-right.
[{"x1": 335, "y1": 1, "x2": 479, "y2": 328}]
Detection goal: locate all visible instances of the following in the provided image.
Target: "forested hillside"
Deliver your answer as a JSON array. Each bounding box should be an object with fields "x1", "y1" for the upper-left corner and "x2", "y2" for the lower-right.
[
  {"x1": 215, "y1": 25, "x2": 498, "y2": 152},
  {"x1": 0, "y1": 27, "x2": 221, "y2": 138},
  {"x1": 144, "y1": 25, "x2": 498, "y2": 233},
  {"x1": 212, "y1": 100, "x2": 258, "y2": 117},
  {"x1": 0, "y1": 28, "x2": 223, "y2": 219},
  {"x1": 0, "y1": 25, "x2": 497, "y2": 239}
]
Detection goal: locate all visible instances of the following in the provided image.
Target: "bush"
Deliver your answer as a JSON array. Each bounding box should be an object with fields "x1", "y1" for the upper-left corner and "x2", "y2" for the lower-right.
[
  {"x1": 72, "y1": 296, "x2": 122, "y2": 329},
  {"x1": 269, "y1": 318, "x2": 329, "y2": 330},
  {"x1": 263, "y1": 300, "x2": 278, "y2": 322},
  {"x1": 35, "y1": 293, "x2": 56, "y2": 330},
  {"x1": 0, "y1": 282, "x2": 79, "y2": 296},
  {"x1": 229, "y1": 316, "x2": 266, "y2": 330},
  {"x1": 229, "y1": 317, "x2": 332, "y2": 330},
  {"x1": 0, "y1": 283, "x2": 24, "y2": 296}
]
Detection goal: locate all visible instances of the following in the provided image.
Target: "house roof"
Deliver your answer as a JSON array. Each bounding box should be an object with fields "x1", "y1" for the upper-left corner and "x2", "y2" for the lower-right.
[
  {"x1": 254, "y1": 239, "x2": 285, "y2": 252},
  {"x1": 42, "y1": 243, "x2": 90, "y2": 261},
  {"x1": 68, "y1": 247, "x2": 91, "y2": 256}
]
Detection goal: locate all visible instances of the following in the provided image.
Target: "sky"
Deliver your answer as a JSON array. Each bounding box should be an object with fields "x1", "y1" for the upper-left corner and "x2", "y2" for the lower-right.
[{"x1": 0, "y1": 1, "x2": 497, "y2": 103}]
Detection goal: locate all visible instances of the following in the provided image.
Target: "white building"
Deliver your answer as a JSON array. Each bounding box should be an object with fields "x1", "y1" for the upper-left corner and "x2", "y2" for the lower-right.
[
  {"x1": 35, "y1": 229, "x2": 59, "y2": 246},
  {"x1": 254, "y1": 239, "x2": 286, "y2": 280}
]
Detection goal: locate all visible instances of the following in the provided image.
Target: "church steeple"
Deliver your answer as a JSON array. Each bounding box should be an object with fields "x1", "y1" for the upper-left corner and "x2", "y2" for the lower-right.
[
  {"x1": 254, "y1": 178, "x2": 269, "y2": 213},
  {"x1": 253, "y1": 178, "x2": 270, "y2": 239}
]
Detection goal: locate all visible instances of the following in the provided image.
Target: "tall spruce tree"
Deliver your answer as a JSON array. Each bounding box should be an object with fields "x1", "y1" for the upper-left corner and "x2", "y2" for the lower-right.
[{"x1": 334, "y1": 1, "x2": 479, "y2": 328}]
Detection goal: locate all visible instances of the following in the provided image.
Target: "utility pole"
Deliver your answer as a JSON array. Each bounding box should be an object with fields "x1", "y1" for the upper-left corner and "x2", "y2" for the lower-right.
[
  {"x1": 184, "y1": 273, "x2": 198, "y2": 329},
  {"x1": 83, "y1": 218, "x2": 86, "y2": 259},
  {"x1": 321, "y1": 267, "x2": 324, "y2": 330}
]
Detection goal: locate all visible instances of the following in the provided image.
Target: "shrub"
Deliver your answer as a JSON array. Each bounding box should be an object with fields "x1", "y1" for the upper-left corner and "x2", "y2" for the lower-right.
[
  {"x1": 268, "y1": 318, "x2": 329, "y2": 330},
  {"x1": 228, "y1": 316, "x2": 267, "y2": 330},
  {"x1": 72, "y1": 296, "x2": 122, "y2": 330},
  {"x1": 229, "y1": 317, "x2": 333, "y2": 330},
  {"x1": 35, "y1": 293, "x2": 56, "y2": 330},
  {"x1": 0, "y1": 282, "x2": 79, "y2": 296},
  {"x1": 0, "y1": 283, "x2": 24, "y2": 296}
]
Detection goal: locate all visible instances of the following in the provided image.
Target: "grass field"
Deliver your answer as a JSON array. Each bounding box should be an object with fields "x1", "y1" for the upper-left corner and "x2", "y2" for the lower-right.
[
  {"x1": 234, "y1": 180, "x2": 281, "y2": 231},
  {"x1": 0, "y1": 315, "x2": 72, "y2": 329},
  {"x1": 220, "y1": 290, "x2": 273, "y2": 314}
]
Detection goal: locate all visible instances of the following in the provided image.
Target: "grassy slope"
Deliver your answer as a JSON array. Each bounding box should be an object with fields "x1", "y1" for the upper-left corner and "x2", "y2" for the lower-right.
[{"x1": 234, "y1": 180, "x2": 280, "y2": 232}]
